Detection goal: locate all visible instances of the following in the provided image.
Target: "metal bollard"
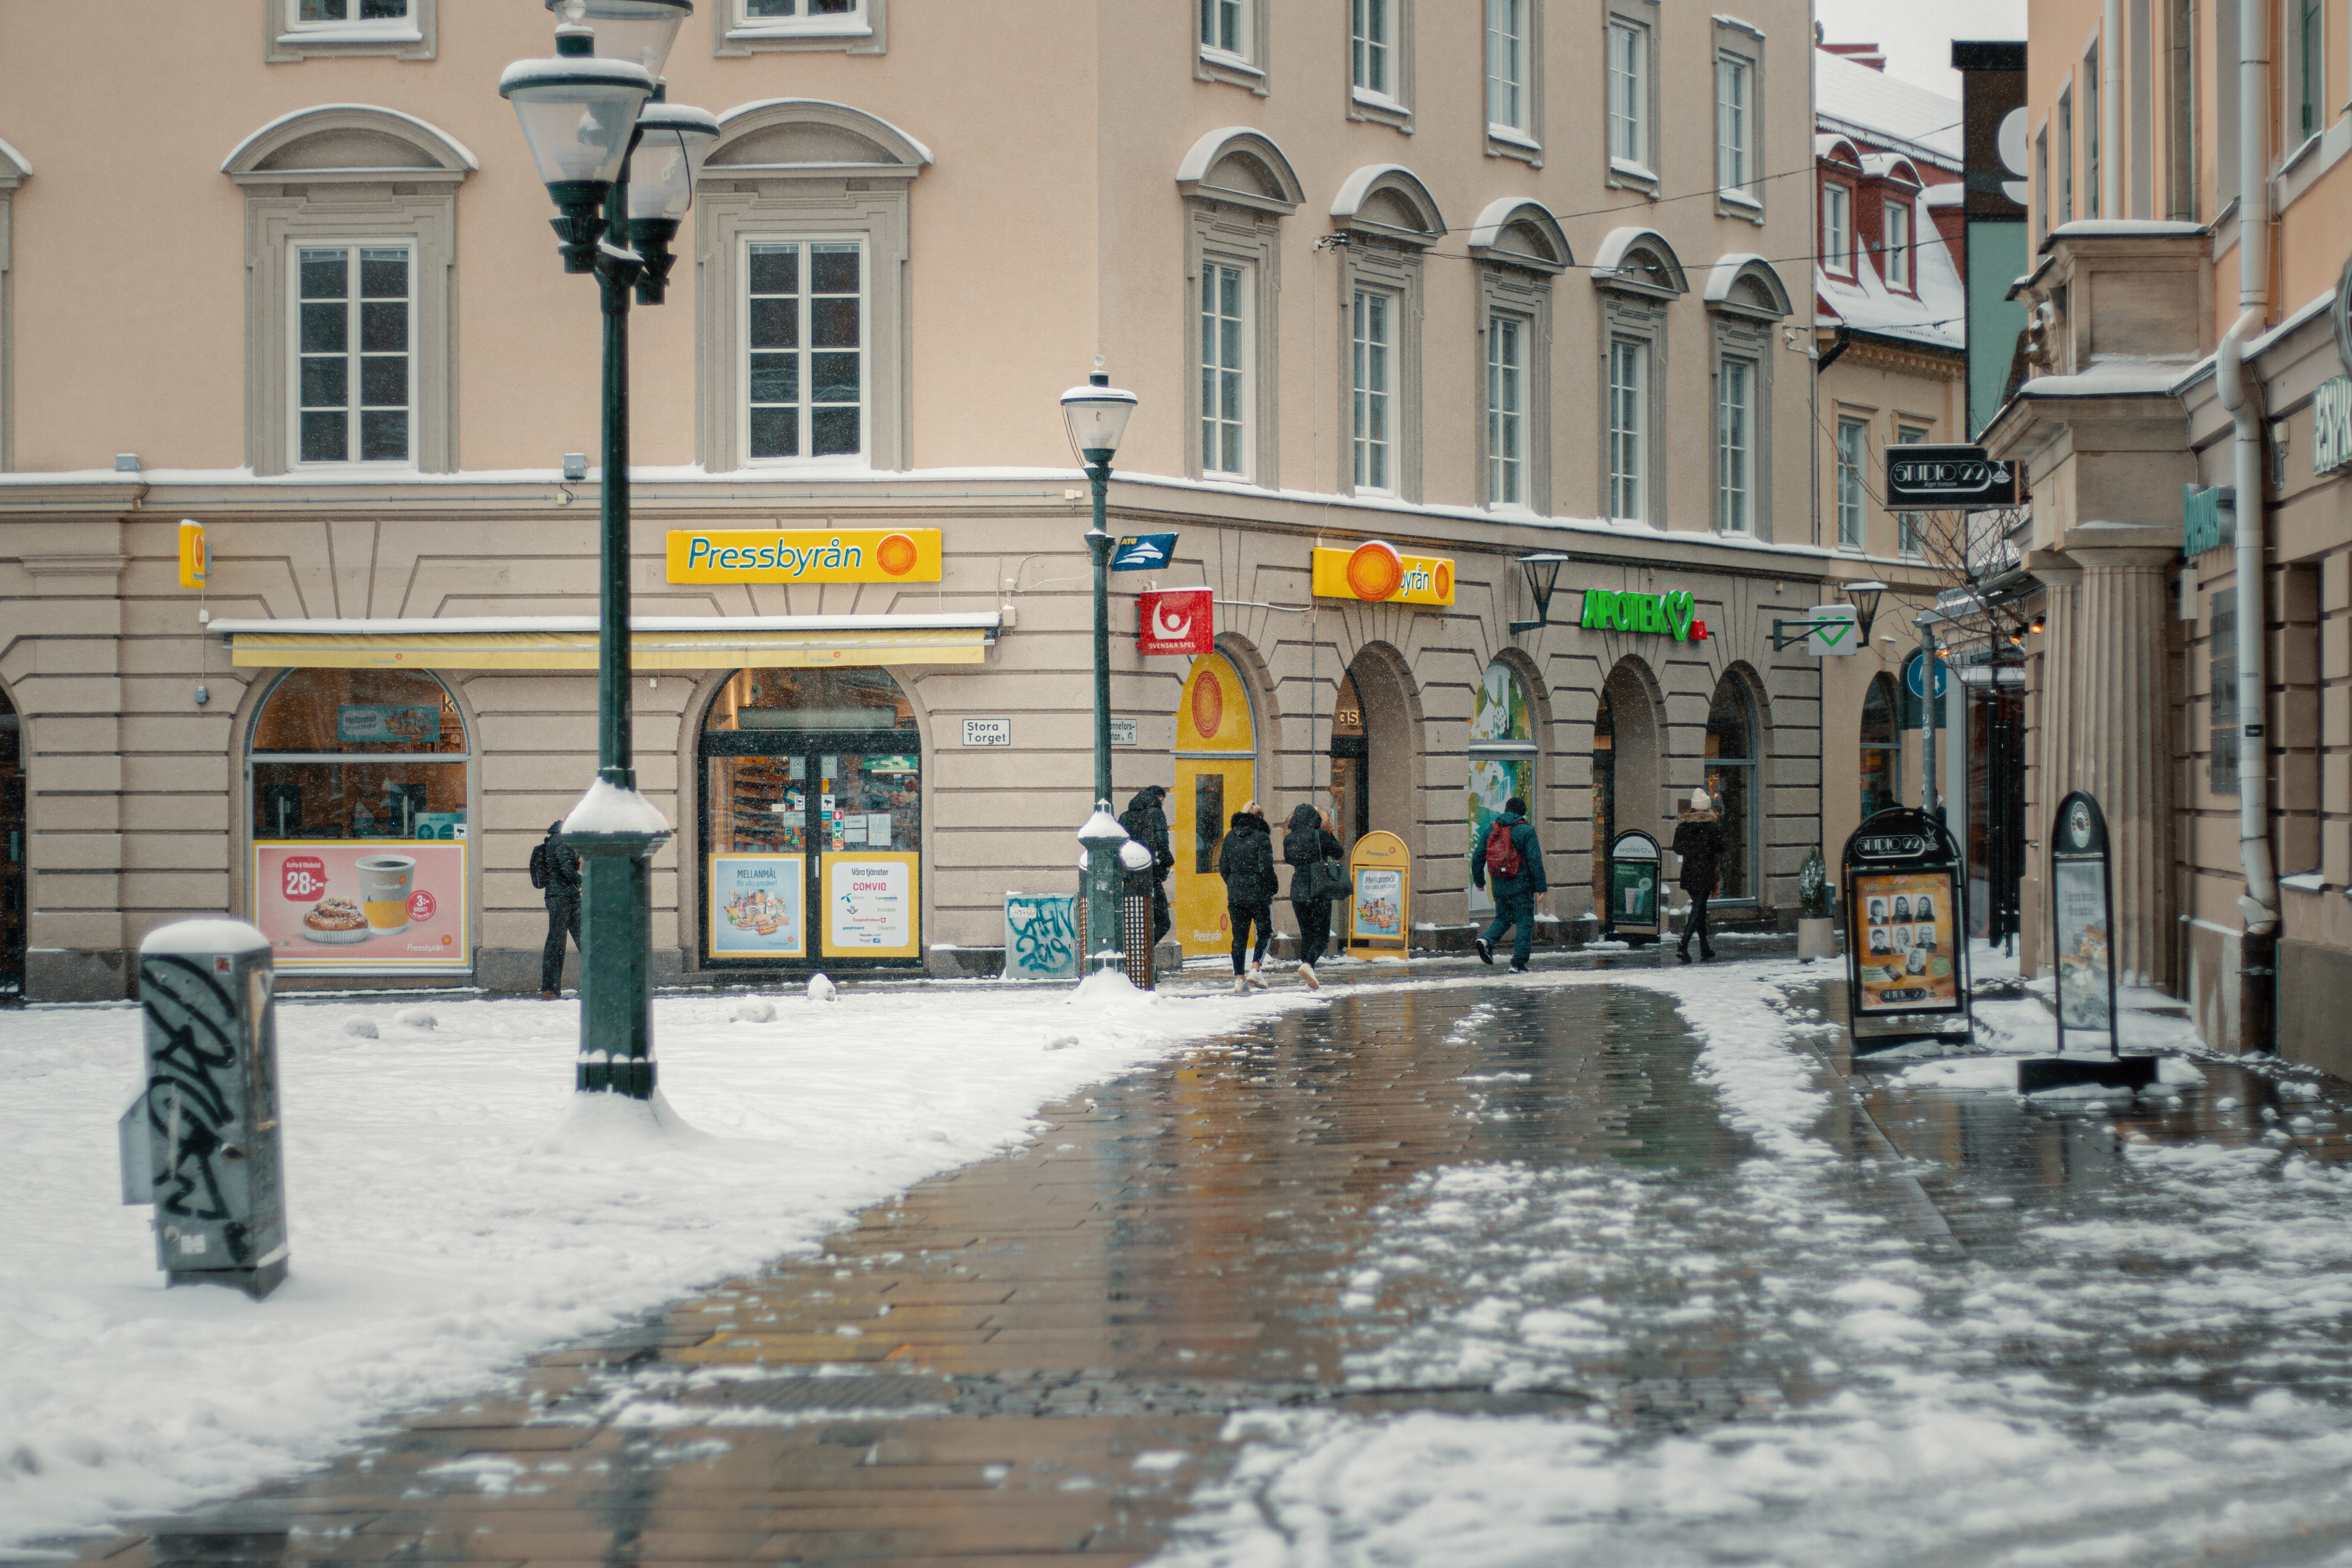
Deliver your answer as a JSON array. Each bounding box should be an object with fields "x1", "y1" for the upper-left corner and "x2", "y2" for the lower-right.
[{"x1": 121, "y1": 919, "x2": 289, "y2": 1298}]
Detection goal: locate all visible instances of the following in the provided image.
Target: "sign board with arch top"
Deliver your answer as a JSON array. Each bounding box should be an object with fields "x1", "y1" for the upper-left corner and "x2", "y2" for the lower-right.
[
  {"x1": 1841, "y1": 806, "x2": 1972, "y2": 1049},
  {"x1": 1604, "y1": 830, "x2": 1663, "y2": 943},
  {"x1": 1348, "y1": 831, "x2": 1410, "y2": 951}
]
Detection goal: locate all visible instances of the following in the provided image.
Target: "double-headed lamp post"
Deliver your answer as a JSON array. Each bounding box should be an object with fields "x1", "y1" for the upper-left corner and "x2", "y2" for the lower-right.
[
  {"x1": 1059, "y1": 364, "x2": 1139, "y2": 974},
  {"x1": 501, "y1": 0, "x2": 717, "y2": 1096}
]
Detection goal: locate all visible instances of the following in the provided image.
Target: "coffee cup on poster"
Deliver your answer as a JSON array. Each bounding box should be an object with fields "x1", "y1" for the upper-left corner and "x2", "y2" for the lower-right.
[{"x1": 356, "y1": 854, "x2": 416, "y2": 934}]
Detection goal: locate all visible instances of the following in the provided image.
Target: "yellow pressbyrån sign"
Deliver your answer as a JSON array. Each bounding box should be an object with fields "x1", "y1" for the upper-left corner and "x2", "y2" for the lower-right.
[
  {"x1": 667, "y1": 529, "x2": 943, "y2": 584},
  {"x1": 1310, "y1": 542, "x2": 1455, "y2": 606}
]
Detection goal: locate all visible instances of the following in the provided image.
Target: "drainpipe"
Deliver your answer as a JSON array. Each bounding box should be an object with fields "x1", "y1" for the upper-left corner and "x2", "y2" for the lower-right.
[
  {"x1": 2101, "y1": 0, "x2": 2124, "y2": 216},
  {"x1": 2213, "y1": 0, "x2": 2277, "y2": 1047}
]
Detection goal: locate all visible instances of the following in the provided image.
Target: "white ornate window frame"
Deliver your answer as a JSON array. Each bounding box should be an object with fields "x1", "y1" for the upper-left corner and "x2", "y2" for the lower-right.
[
  {"x1": 1603, "y1": 0, "x2": 1657, "y2": 191},
  {"x1": 1467, "y1": 201, "x2": 1570, "y2": 516},
  {"x1": 1329, "y1": 166, "x2": 1442, "y2": 501},
  {"x1": 713, "y1": 0, "x2": 885, "y2": 58},
  {"x1": 692, "y1": 99, "x2": 928, "y2": 473},
  {"x1": 1179, "y1": 130, "x2": 1301, "y2": 486},
  {"x1": 1485, "y1": 0, "x2": 1545, "y2": 167},
  {"x1": 224, "y1": 106, "x2": 474, "y2": 476},
  {"x1": 1590, "y1": 228, "x2": 1685, "y2": 526},
  {"x1": 263, "y1": 0, "x2": 435, "y2": 63},
  {"x1": 1713, "y1": 16, "x2": 1765, "y2": 223},
  {"x1": 1701, "y1": 254, "x2": 1789, "y2": 539},
  {"x1": 1347, "y1": 0, "x2": 1416, "y2": 132},
  {"x1": 1197, "y1": 0, "x2": 1271, "y2": 95}
]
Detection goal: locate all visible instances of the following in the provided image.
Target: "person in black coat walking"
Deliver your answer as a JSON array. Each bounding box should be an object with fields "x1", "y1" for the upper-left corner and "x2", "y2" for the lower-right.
[
  {"x1": 530, "y1": 820, "x2": 582, "y2": 998},
  {"x1": 1118, "y1": 785, "x2": 1176, "y2": 946},
  {"x1": 1671, "y1": 787, "x2": 1725, "y2": 961},
  {"x1": 1471, "y1": 796, "x2": 1548, "y2": 971},
  {"x1": 1282, "y1": 802, "x2": 1344, "y2": 988},
  {"x1": 1216, "y1": 802, "x2": 1278, "y2": 992}
]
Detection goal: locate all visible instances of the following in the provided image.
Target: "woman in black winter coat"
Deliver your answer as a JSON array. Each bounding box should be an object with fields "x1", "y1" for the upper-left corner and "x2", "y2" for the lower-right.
[
  {"x1": 1282, "y1": 802, "x2": 1344, "y2": 987},
  {"x1": 1216, "y1": 804, "x2": 1279, "y2": 990},
  {"x1": 1670, "y1": 787, "x2": 1725, "y2": 962}
]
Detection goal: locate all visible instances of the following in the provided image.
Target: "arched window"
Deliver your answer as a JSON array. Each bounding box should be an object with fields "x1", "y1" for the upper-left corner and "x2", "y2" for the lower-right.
[
  {"x1": 247, "y1": 668, "x2": 472, "y2": 973},
  {"x1": 699, "y1": 667, "x2": 922, "y2": 967},
  {"x1": 1467, "y1": 661, "x2": 1536, "y2": 914},
  {"x1": 1704, "y1": 674, "x2": 1758, "y2": 900},
  {"x1": 1860, "y1": 674, "x2": 1900, "y2": 821}
]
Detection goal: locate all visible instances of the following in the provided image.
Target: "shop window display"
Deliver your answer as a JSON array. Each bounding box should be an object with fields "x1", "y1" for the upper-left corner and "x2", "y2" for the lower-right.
[
  {"x1": 1467, "y1": 661, "x2": 1536, "y2": 917},
  {"x1": 1860, "y1": 674, "x2": 1900, "y2": 819},
  {"x1": 1703, "y1": 674, "x2": 1758, "y2": 900}
]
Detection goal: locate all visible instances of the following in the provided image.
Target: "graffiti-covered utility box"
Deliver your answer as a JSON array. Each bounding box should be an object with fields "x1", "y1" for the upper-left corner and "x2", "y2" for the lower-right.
[{"x1": 124, "y1": 919, "x2": 288, "y2": 1298}]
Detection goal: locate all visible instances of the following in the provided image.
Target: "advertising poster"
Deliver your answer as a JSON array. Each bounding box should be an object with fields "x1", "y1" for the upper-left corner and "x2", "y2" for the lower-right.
[
  {"x1": 336, "y1": 704, "x2": 441, "y2": 746},
  {"x1": 2053, "y1": 859, "x2": 2112, "y2": 1029},
  {"x1": 1851, "y1": 870, "x2": 1959, "y2": 1013},
  {"x1": 824, "y1": 851, "x2": 920, "y2": 958},
  {"x1": 1611, "y1": 860, "x2": 1657, "y2": 924},
  {"x1": 1352, "y1": 867, "x2": 1404, "y2": 941},
  {"x1": 252, "y1": 841, "x2": 468, "y2": 970},
  {"x1": 708, "y1": 853, "x2": 807, "y2": 959}
]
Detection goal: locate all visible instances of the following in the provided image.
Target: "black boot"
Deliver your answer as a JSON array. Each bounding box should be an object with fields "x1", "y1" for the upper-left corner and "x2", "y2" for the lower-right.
[
  {"x1": 1675, "y1": 938, "x2": 1691, "y2": 962},
  {"x1": 1700, "y1": 939, "x2": 1716, "y2": 961}
]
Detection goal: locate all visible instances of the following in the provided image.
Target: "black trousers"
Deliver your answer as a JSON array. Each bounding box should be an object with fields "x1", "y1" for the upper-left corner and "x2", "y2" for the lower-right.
[
  {"x1": 542, "y1": 893, "x2": 579, "y2": 992},
  {"x1": 1229, "y1": 902, "x2": 1273, "y2": 973},
  {"x1": 1682, "y1": 886, "x2": 1714, "y2": 949},
  {"x1": 1293, "y1": 897, "x2": 1334, "y2": 965},
  {"x1": 1151, "y1": 881, "x2": 1172, "y2": 945}
]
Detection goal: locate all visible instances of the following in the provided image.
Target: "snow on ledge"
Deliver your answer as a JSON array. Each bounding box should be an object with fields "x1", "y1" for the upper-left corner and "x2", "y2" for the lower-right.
[
  {"x1": 563, "y1": 779, "x2": 673, "y2": 838},
  {"x1": 140, "y1": 918, "x2": 270, "y2": 957}
]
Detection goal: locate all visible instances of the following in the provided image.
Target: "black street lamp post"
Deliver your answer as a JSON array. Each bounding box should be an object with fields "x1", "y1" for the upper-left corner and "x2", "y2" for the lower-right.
[
  {"x1": 501, "y1": 2, "x2": 714, "y2": 1096},
  {"x1": 1059, "y1": 364, "x2": 1139, "y2": 974}
]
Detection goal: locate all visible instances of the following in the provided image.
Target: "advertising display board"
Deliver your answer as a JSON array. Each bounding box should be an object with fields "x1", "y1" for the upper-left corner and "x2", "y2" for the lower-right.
[
  {"x1": 252, "y1": 841, "x2": 469, "y2": 971},
  {"x1": 2049, "y1": 790, "x2": 2118, "y2": 1049},
  {"x1": 1138, "y1": 587, "x2": 1215, "y2": 655},
  {"x1": 707, "y1": 852, "x2": 808, "y2": 959},
  {"x1": 665, "y1": 528, "x2": 942, "y2": 584},
  {"x1": 1348, "y1": 830, "x2": 1410, "y2": 949},
  {"x1": 1605, "y1": 830, "x2": 1663, "y2": 943},
  {"x1": 1841, "y1": 808, "x2": 1971, "y2": 1042},
  {"x1": 1311, "y1": 542, "x2": 1456, "y2": 606},
  {"x1": 824, "y1": 851, "x2": 920, "y2": 958}
]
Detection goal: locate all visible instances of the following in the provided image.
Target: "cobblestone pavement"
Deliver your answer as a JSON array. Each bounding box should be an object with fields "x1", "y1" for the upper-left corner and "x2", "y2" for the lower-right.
[{"x1": 63, "y1": 949, "x2": 2352, "y2": 1567}]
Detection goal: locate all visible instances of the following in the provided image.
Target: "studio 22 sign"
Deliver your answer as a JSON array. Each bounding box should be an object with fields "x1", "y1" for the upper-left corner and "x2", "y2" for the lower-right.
[
  {"x1": 1580, "y1": 587, "x2": 1709, "y2": 642},
  {"x1": 667, "y1": 529, "x2": 943, "y2": 583},
  {"x1": 1312, "y1": 541, "x2": 1455, "y2": 606}
]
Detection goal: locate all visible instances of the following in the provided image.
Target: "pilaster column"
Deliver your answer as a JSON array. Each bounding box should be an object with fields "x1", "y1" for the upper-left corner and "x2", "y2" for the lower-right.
[
  {"x1": 2064, "y1": 521, "x2": 2180, "y2": 991},
  {"x1": 2024, "y1": 551, "x2": 2082, "y2": 980}
]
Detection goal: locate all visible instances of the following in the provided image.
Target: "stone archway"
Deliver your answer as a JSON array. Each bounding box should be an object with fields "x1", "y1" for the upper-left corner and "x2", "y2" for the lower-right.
[
  {"x1": 1333, "y1": 641, "x2": 1418, "y2": 853},
  {"x1": 1592, "y1": 656, "x2": 1666, "y2": 904}
]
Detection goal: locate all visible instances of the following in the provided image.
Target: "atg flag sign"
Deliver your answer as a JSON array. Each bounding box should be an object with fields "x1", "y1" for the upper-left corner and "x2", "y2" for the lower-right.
[
  {"x1": 1111, "y1": 533, "x2": 1179, "y2": 571},
  {"x1": 1138, "y1": 587, "x2": 1214, "y2": 655}
]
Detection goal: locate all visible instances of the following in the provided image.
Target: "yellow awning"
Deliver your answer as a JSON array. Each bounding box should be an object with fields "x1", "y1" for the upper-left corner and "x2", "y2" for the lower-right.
[{"x1": 218, "y1": 615, "x2": 997, "y2": 671}]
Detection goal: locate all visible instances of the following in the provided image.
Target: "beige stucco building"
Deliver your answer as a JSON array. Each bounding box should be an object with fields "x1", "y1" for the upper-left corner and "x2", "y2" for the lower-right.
[
  {"x1": 1, "y1": 0, "x2": 1890, "y2": 998},
  {"x1": 1990, "y1": 0, "x2": 2352, "y2": 1068}
]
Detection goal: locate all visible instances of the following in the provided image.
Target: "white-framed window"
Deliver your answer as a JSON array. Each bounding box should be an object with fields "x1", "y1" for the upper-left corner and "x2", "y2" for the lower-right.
[
  {"x1": 292, "y1": 242, "x2": 412, "y2": 467},
  {"x1": 1822, "y1": 183, "x2": 1852, "y2": 273},
  {"x1": 1201, "y1": 262, "x2": 1252, "y2": 479},
  {"x1": 2058, "y1": 89, "x2": 2076, "y2": 224},
  {"x1": 1607, "y1": 337, "x2": 1648, "y2": 522},
  {"x1": 738, "y1": 0, "x2": 866, "y2": 29},
  {"x1": 1353, "y1": 0, "x2": 1391, "y2": 96},
  {"x1": 287, "y1": 0, "x2": 407, "y2": 27},
  {"x1": 266, "y1": 0, "x2": 432, "y2": 59},
  {"x1": 1488, "y1": 0, "x2": 1528, "y2": 133},
  {"x1": 1717, "y1": 53, "x2": 1752, "y2": 198},
  {"x1": 1717, "y1": 355, "x2": 1753, "y2": 534},
  {"x1": 1487, "y1": 314, "x2": 1525, "y2": 506},
  {"x1": 715, "y1": 0, "x2": 882, "y2": 54},
  {"x1": 2083, "y1": 48, "x2": 2101, "y2": 217},
  {"x1": 1608, "y1": 20, "x2": 1647, "y2": 170},
  {"x1": 1884, "y1": 199, "x2": 1912, "y2": 290},
  {"x1": 1896, "y1": 424, "x2": 1928, "y2": 556},
  {"x1": 1352, "y1": 290, "x2": 1394, "y2": 493},
  {"x1": 2036, "y1": 125, "x2": 2051, "y2": 240},
  {"x1": 2288, "y1": 0, "x2": 2324, "y2": 141},
  {"x1": 1836, "y1": 417, "x2": 1867, "y2": 550},
  {"x1": 744, "y1": 238, "x2": 866, "y2": 463},
  {"x1": 1202, "y1": 0, "x2": 1246, "y2": 58}
]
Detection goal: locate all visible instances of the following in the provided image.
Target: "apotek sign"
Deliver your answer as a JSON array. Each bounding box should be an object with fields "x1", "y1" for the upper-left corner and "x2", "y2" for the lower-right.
[
  {"x1": 1883, "y1": 444, "x2": 2021, "y2": 508},
  {"x1": 1580, "y1": 588, "x2": 1708, "y2": 642}
]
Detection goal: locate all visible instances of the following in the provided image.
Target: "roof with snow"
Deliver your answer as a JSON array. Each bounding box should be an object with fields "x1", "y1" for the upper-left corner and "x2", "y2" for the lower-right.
[{"x1": 1814, "y1": 49, "x2": 1963, "y2": 172}]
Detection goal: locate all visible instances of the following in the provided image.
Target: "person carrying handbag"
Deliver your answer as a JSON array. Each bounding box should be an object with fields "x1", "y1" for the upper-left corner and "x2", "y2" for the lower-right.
[
  {"x1": 1283, "y1": 803, "x2": 1346, "y2": 989},
  {"x1": 1216, "y1": 801, "x2": 1279, "y2": 993}
]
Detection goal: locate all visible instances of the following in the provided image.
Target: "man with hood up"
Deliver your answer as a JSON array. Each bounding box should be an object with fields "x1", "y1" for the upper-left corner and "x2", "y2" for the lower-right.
[
  {"x1": 1216, "y1": 801, "x2": 1278, "y2": 993},
  {"x1": 1671, "y1": 786, "x2": 1725, "y2": 961},
  {"x1": 1118, "y1": 785, "x2": 1176, "y2": 947},
  {"x1": 529, "y1": 819, "x2": 581, "y2": 999},
  {"x1": 1282, "y1": 802, "x2": 1344, "y2": 989},
  {"x1": 1471, "y1": 796, "x2": 1547, "y2": 972}
]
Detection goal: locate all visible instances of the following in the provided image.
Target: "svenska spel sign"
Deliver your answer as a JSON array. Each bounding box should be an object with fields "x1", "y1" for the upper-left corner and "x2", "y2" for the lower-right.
[{"x1": 666, "y1": 529, "x2": 942, "y2": 583}]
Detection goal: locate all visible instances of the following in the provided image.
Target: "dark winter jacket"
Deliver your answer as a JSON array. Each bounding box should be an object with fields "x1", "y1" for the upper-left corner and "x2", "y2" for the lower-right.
[
  {"x1": 1216, "y1": 812, "x2": 1280, "y2": 906},
  {"x1": 1281, "y1": 803, "x2": 1344, "y2": 904},
  {"x1": 537, "y1": 821, "x2": 581, "y2": 903},
  {"x1": 1471, "y1": 811, "x2": 1548, "y2": 896},
  {"x1": 1671, "y1": 810, "x2": 1726, "y2": 895},
  {"x1": 1119, "y1": 788, "x2": 1176, "y2": 882}
]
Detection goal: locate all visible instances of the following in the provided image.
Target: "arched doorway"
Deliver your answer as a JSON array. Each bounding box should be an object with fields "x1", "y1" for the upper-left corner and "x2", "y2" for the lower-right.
[
  {"x1": 700, "y1": 668, "x2": 922, "y2": 968},
  {"x1": 1467, "y1": 661, "x2": 1537, "y2": 917},
  {"x1": 1592, "y1": 658, "x2": 1663, "y2": 908},
  {"x1": 1860, "y1": 673, "x2": 1900, "y2": 819},
  {"x1": 1330, "y1": 670, "x2": 1368, "y2": 847},
  {"x1": 1, "y1": 683, "x2": 22, "y2": 997},
  {"x1": 1171, "y1": 650, "x2": 1257, "y2": 959},
  {"x1": 1705, "y1": 672, "x2": 1761, "y2": 901},
  {"x1": 246, "y1": 668, "x2": 473, "y2": 974}
]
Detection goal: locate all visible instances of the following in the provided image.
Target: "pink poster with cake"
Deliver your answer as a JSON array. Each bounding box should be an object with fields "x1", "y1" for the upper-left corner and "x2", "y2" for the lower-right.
[{"x1": 252, "y1": 842, "x2": 469, "y2": 970}]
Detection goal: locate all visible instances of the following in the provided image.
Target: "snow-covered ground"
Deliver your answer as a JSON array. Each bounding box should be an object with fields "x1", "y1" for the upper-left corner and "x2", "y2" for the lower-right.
[
  {"x1": 0, "y1": 975, "x2": 1311, "y2": 1554},
  {"x1": 1156, "y1": 959, "x2": 2352, "y2": 1568}
]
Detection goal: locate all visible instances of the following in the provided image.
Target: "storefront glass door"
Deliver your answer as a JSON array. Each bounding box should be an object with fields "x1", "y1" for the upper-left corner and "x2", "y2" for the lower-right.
[
  {"x1": 701, "y1": 669, "x2": 922, "y2": 969},
  {"x1": 1170, "y1": 652, "x2": 1257, "y2": 959}
]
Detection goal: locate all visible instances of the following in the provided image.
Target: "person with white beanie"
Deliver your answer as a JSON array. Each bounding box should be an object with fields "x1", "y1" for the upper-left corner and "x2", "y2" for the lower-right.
[{"x1": 1670, "y1": 786, "x2": 1725, "y2": 962}]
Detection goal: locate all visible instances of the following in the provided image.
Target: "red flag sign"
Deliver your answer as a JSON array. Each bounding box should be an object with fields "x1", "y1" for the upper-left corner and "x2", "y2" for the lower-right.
[{"x1": 1138, "y1": 587, "x2": 1215, "y2": 655}]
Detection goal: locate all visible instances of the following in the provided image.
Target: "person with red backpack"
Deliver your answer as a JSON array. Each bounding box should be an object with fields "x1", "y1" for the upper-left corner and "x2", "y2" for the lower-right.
[{"x1": 1472, "y1": 796, "x2": 1547, "y2": 971}]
